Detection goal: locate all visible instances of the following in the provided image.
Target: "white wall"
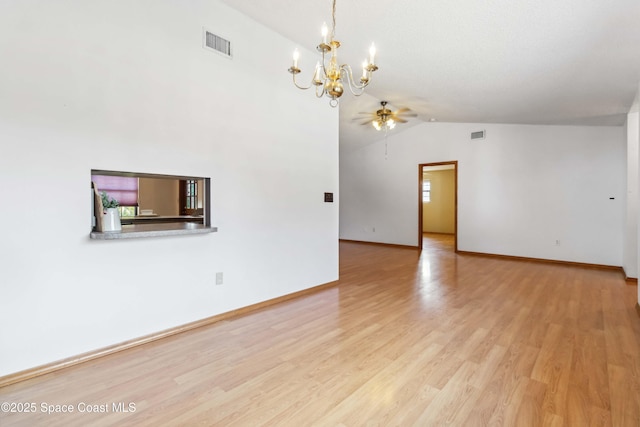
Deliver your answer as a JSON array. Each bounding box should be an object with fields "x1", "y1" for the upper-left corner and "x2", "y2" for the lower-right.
[
  {"x1": 0, "y1": 1, "x2": 338, "y2": 376},
  {"x1": 624, "y1": 109, "x2": 639, "y2": 279},
  {"x1": 630, "y1": 87, "x2": 640, "y2": 307},
  {"x1": 340, "y1": 122, "x2": 625, "y2": 266}
]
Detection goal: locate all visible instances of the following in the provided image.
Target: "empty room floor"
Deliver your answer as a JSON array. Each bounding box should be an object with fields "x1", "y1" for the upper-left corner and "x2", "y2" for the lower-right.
[{"x1": 1, "y1": 237, "x2": 639, "y2": 426}]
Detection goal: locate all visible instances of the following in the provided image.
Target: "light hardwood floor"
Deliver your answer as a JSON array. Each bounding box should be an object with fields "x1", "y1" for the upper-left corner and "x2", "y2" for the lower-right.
[{"x1": 1, "y1": 235, "x2": 639, "y2": 426}]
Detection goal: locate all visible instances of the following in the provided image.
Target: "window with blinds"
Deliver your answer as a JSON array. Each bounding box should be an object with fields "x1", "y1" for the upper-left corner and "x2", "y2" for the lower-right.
[
  {"x1": 422, "y1": 180, "x2": 431, "y2": 203},
  {"x1": 91, "y1": 174, "x2": 139, "y2": 217}
]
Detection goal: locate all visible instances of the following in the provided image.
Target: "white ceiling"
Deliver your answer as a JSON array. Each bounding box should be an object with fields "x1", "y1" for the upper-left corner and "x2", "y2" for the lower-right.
[{"x1": 221, "y1": 0, "x2": 640, "y2": 151}]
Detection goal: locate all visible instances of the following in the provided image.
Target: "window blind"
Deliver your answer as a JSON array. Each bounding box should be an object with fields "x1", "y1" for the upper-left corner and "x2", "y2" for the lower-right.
[{"x1": 91, "y1": 175, "x2": 138, "y2": 206}]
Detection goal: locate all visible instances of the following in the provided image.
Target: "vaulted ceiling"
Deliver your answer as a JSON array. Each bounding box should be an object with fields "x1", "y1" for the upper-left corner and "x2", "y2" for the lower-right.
[{"x1": 221, "y1": 0, "x2": 640, "y2": 150}]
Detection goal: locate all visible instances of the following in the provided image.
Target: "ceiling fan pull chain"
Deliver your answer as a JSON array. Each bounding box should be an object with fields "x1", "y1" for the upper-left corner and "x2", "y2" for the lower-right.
[{"x1": 384, "y1": 127, "x2": 388, "y2": 160}]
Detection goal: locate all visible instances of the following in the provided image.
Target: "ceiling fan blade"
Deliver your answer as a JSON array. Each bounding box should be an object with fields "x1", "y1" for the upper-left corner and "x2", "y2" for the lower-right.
[
  {"x1": 396, "y1": 109, "x2": 417, "y2": 118},
  {"x1": 353, "y1": 103, "x2": 416, "y2": 129}
]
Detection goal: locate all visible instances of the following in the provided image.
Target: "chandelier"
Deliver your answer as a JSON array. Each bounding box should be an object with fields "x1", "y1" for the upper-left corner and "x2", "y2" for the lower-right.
[{"x1": 287, "y1": 0, "x2": 378, "y2": 107}]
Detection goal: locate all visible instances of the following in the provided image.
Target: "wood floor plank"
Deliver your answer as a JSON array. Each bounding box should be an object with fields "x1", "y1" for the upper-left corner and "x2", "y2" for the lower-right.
[
  {"x1": 466, "y1": 342, "x2": 541, "y2": 426},
  {"x1": 568, "y1": 329, "x2": 610, "y2": 411},
  {"x1": 530, "y1": 323, "x2": 575, "y2": 417},
  {"x1": 607, "y1": 363, "x2": 640, "y2": 426},
  {"x1": 513, "y1": 377, "x2": 547, "y2": 426},
  {"x1": 415, "y1": 361, "x2": 483, "y2": 426},
  {"x1": 1, "y1": 234, "x2": 639, "y2": 426}
]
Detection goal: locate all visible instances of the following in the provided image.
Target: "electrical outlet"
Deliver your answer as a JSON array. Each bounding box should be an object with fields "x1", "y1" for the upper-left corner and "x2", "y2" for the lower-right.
[
  {"x1": 215, "y1": 272, "x2": 223, "y2": 285},
  {"x1": 555, "y1": 240, "x2": 561, "y2": 246}
]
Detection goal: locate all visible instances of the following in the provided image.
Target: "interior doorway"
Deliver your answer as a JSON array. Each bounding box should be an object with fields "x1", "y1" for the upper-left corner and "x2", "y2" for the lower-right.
[{"x1": 418, "y1": 161, "x2": 458, "y2": 251}]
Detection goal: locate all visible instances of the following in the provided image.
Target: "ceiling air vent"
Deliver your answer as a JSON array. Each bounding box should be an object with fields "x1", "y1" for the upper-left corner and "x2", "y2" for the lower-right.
[
  {"x1": 203, "y1": 29, "x2": 232, "y2": 58},
  {"x1": 471, "y1": 130, "x2": 486, "y2": 140}
]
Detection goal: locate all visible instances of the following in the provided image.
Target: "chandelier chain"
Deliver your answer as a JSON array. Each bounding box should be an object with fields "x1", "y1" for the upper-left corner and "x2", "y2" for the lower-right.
[{"x1": 331, "y1": 0, "x2": 337, "y2": 39}]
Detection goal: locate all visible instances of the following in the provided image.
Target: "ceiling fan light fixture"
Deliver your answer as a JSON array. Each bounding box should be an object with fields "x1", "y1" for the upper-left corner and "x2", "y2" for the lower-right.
[
  {"x1": 372, "y1": 117, "x2": 395, "y2": 131},
  {"x1": 287, "y1": 0, "x2": 378, "y2": 107},
  {"x1": 360, "y1": 101, "x2": 416, "y2": 132},
  {"x1": 387, "y1": 118, "x2": 396, "y2": 130}
]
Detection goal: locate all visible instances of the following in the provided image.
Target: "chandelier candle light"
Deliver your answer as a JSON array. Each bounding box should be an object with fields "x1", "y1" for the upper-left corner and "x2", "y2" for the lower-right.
[{"x1": 288, "y1": 0, "x2": 378, "y2": 107}]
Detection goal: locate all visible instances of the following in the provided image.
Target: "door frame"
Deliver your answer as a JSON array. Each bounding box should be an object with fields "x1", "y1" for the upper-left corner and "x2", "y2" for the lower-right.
[{"x1": 418, "y1": 161, "x2": 458, "y2": 252}]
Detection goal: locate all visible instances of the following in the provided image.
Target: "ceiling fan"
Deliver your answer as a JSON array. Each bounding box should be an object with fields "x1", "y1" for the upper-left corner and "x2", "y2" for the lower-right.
[{"x1": 356, "y1": 101, "x2": 417, "y2": 131}]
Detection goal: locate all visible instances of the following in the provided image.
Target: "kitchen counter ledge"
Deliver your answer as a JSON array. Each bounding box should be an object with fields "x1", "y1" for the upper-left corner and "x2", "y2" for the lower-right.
[{"x1": 90, "y1": 223, "x2": 217, "y2": 240}]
